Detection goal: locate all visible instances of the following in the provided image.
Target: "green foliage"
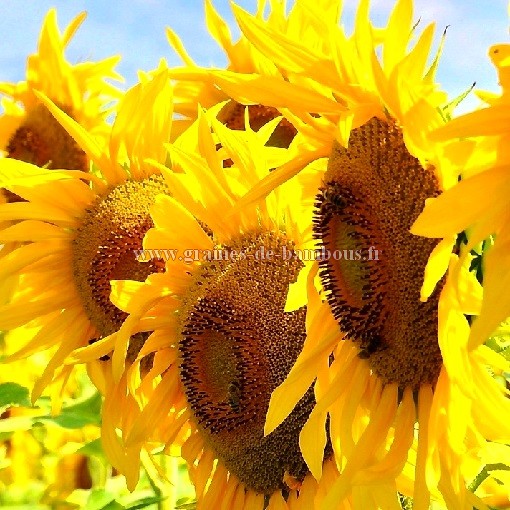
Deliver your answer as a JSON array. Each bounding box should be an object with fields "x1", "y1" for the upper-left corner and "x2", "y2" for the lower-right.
[
  {"x1": 0, "y1": 371, "x2": 195, "y2": 510},
  {"x1": 399, "y1": 494, "x2": 413, "y2": 510},
  {"x1": 37, "y1": 391, "x2": 102, "y2": 429},
  {"x1": 175, "y1": 501, "x2": 197, "y2": 510},
  {"x1": 124, "y1": 496, "x2": 166, "y2": 509},
  {"x1": 78, "y1": 438, "x2": 106, "y2": 457},
  {"x1": 0, "y1": 382, "x2": 31, "y2": 410},
  {"x1": 440, "y1": 83, "x2": 476, "y2": 121},
  {"x1": 84, "y1": 489, "x2": 118, "y2": 510}
]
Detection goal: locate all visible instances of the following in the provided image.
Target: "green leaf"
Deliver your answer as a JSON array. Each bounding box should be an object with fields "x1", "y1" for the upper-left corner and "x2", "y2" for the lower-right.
[
  {"x1": 175, "y1": 500, "x2": 197, "y2": 510},
  {"x1": 469, "y1": 463, "x2": 510, "y2": 493},
  {"x1": 38, "y1": 391, "x2": 102, "y2": 429},
  {"x1": 441, "y1": 82, "x2": 476, "y2": 121},
  {"x1": 0, "y1": 382, "x2": 31, "y2": 409},
  {"x1": 101, "y1": 503, "x2": 125, "y2": 510},
  {"x1": 77, "y1": 438, "x2": 105, "y2": 457},
  {"x1": 398, "y1": 493, "x2": 413, "y2": 510},
  {"x1": 83, "y1": 489, "x2": 117, "y2": 510},
  {"x1": 125, "y1": 496, "x2": 165, "y2": 509},
  {"x1": 0, "y1": 431, "x2": 13, "y2": 441}
]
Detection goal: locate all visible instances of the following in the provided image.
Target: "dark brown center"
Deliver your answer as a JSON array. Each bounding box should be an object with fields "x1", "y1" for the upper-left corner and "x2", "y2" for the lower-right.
[
  {"x1": 4, "y1": 103, "x2": 88, "y2": 202},
  {"x1": 314, "y1": 117, "x2": 443, "y2": 389},
  {"x1": 73, "y1": 175, "x2": 167, "y2": 337},
  {"x1": 179, "y1": 231, "x2": 321, "y2": 494},
  {"x1": 219, "y1": 101, "x2": 297, "y2": 149}
]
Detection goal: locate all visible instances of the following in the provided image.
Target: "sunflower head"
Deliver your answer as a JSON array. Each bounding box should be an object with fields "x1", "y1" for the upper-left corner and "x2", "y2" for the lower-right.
[
  {"x1": 0, "y1": 9, "x2": 123, "y2": 193},
  {"x1": 73, "y1": 175, "x2": 168, "y2": 337},
  {"x1": 314, "y1": 116, "x2": 444, "y2": 388},
  {"x1": 0, "y1": 68, "x2": 174, "y2": 406},
  {"x1": 176, "y1": 229, "x2": 321, "y2": 495},
  {"x1": 89, "y1": 108, "x2": 336, "y2": 502},
  {"x1": 164, "y1": 0, "x2": 312, "y2": 145}
]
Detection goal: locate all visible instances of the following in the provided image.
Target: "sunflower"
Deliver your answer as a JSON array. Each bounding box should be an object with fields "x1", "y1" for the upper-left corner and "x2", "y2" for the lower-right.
[
  {"x1": 413, "y1": 42, "x2": 510, "y2": 353},
  {"x1": 0, "y1": 8, "x2": 122, "y2": 200},
  {"x1": 183, "y1": 0, "x2": 510, "y2": 507},
  {"x1": 0, "y1": 68, "x2": 174, "y2": 408},
  {"x1": 411, "y1": 41, "x2": 510, "y2": 505},
  {"x1": 65, "y1": 104, "x2": 365, "y2": 506},
  {"x1": 164, "y1": 0, "x2": 339, "y2": 144}
]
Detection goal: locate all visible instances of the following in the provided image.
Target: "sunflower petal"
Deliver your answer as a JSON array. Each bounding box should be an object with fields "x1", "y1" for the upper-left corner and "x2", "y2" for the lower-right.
[
  {"x1": 469, "y1": 236, "x2": 510, "y2": 348},
  {"x1": 264, "y1": 310, "x2": 339, "y2": 436},
  {"x1": 126, "y1": 371, "x2": 180, "y2": 446},
  {"x1": 411, "y1": 166, "x2": 509, "y2": 238}
]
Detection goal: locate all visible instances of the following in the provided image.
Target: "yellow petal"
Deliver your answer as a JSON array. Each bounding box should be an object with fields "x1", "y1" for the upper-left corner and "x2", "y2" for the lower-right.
[
  {"x1": 438, "y1": 259, "x2": 473, "y2": 390},
  {"x1": 109, "y1": 280, "x2": 146, "y2": 312},
  {"x1": 469, "y1": 235, "x2": 510, "y2": 348},
  {"x1": 0, "y1": 220, "x2": 68, "y2": 242},
  {"x1": 66, "y1": 334, "x2": 116, "y2": 365},
  {"x1": 244, "y1": 491, "x2": 265, "y2": 510},
  {"x1": 165, "y1": 27, "x2": 196, "y2": 67},
  {"x1": 413, "y1": 385, "x2": 433, "y2": 510},
  {"x1": 33, "y1": 90, "x2": 120, "y2": 181},
  {"x1": 285, "y1": 266, "x2": 309, "y2": 312},
  {"x1": 62, "y1": 11, "x2": 87, "y2": 46},
  {"x1": 148, "y1": 194, "x2": 214, "y2": 252},
  {"x1": 126, "y1": 371, "x2": 179, "y2": 446},
  {"x1": 219, "y1": 473, "x2": 239, "y2": 510},
  {"x1": 411, "y1": 166, "x2": 509, "y2": 238},
  {"x1": 232, "y1": 3, "x2": 324, "y2": 74},
  {"x1": 264, "y1": 311, "x2": 339, "y2": 436},
  {"x1": 205, "y1": 0, "x2": 233, "y2": 56},
  {"x1": 299, "y1": 353, "x2": 356, "y2": 479},
  {"x1": 212, "y1": 71, "x2": 344, "y2": 114},
  {"x1": 456, "y1": 259, "x2": 483, "y2": 316},
  {"x1": 32, "y1": 314, "x2": 91, "y2": 401},
  {"x1": 321, "y1": 384, "x2": 399, "y2": 507},
  {"x1": 0, "y1": 158, "x2": 79, "y2": 185},
  {"x1": 101, "y1": 377, "x2": 142, "y2": 490},
  {"x1": 419, "y1": 236, "x2": 455, "y2": 301},
  {"x1": 354, "y1": 387, "x2": 415, "y2": 484},
  {"x1": 267, "y1": 491, "x2": 289, "y2": 510},
  {"x1": 111, "y1": 278, "x2": 173, "y2": 382},
  {"x1": 383, "y1": 0, "x2": 413, "y2": 74},
  {"x1": 232, "y1": 147, "x2": 328, "y2": 214},
  {"x1": 430, "y1": 104, "x2": 510, "y2": 140},
  {"x1": 0, "y1": 240, "x2": 66, "y2": 284},
  {"x1": 195, "y1": 448, "x2": 215, "y2": 497}
]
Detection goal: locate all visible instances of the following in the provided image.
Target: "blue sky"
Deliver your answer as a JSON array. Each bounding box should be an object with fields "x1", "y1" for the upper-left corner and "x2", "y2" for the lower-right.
[{"x1": 0, "y1": 0, "x2": 509, "y2": 114}]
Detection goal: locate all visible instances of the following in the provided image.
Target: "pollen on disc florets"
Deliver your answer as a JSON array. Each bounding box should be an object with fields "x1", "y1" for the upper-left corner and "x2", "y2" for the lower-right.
[
  {"x1": 72, "y1": 175, "x2": 167, "y2": 337},
  {"x1": 314, "y1": 117, "x2": 443, "y2": 389},
  {"x1": 179, "y1": 231, "x2": 323, "y2": 494}
]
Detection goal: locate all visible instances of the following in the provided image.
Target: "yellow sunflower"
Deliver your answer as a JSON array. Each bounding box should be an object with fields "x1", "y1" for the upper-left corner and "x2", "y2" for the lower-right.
[
  {"x1": 0, "y1": 9, "x2": 122, "y2": 187},
  {"x1": 0, "y1": 68, "x2": 174, "y2": 408},
  {"x1": 185, "y1": 0, "x2": 510, "y2": 507},
  {"x1": 165, "y1": 0, "x2": 340, "y2": 144},
  {"x1": 64, "y1": 105, "x2": 369, "y2": 507},
  {"x1": 413, "y1": 42, "x2": 510, "y2": 353}
]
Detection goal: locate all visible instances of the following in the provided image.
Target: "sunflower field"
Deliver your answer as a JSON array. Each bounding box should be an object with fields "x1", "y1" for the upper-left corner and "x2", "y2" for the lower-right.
[{"x1": 0, "y1": 1, "x2": 509, "y2": 509}]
